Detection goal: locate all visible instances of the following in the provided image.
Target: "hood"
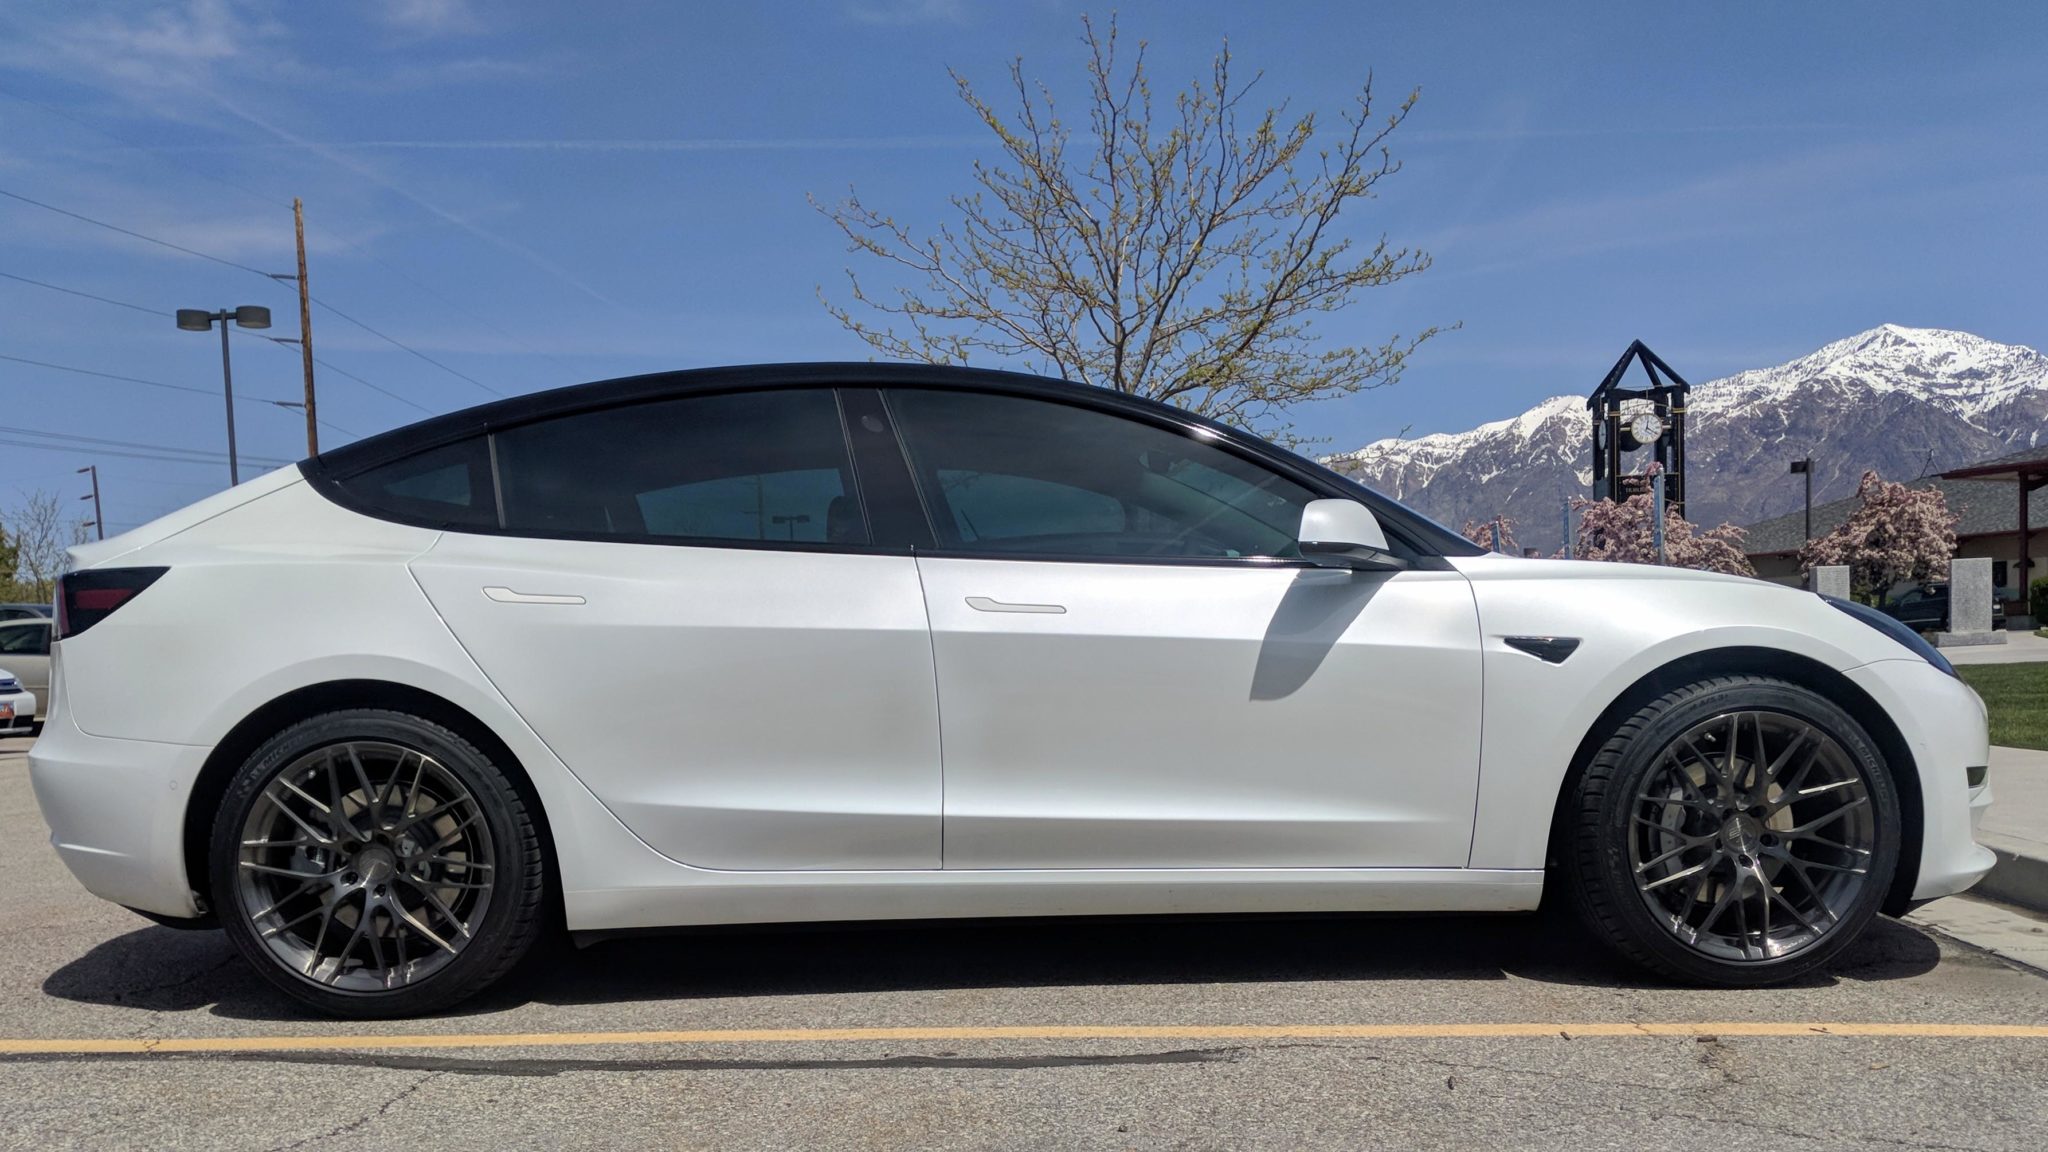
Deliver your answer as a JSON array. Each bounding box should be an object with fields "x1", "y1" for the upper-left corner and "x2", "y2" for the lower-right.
[{"x1": 1447, "y1": 551, "x2": 1799, "y2": 592}]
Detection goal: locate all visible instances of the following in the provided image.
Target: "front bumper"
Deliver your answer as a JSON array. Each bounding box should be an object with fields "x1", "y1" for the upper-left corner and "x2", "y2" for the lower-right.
[
  {"x1": 1843, "y1": 658, "x2": 1996, "y2": 903},
  {"x1": 27, "y1": 687, "x2": 208, "y2": 918}
]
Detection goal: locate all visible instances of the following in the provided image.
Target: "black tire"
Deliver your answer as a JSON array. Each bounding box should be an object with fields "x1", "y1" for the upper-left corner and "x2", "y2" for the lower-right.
[
  {"x1": 209, "y1": 709, "x2": 546, "y2": 1017},
  {"x1": 1563, "y1": 675, "x2": 1901, "y2": 987}
]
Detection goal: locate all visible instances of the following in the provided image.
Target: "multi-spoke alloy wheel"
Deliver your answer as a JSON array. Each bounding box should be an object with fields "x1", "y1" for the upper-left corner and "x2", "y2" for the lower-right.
[
  {"x1": 1565, "y1": 676, "x2": 1899, "y2": 987},
  {"x1": 1629, "y1": 710, "x2": 1874, "y2": 963},
  {"x1": 212, "y1": 710, "x2": 544, "y2": 1017},
  {"x1": 236, "y1": 740, "x2": 495, "y2": 991}
]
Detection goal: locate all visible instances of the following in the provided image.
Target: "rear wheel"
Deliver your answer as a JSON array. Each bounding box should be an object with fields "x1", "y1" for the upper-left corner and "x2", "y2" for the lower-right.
[
  {"x1": 209, "y1": 710, "x2": 545, "y2": 1017},
  {"x1": 1564, "y1": 675, "x2": 1900, "y2": 986}
]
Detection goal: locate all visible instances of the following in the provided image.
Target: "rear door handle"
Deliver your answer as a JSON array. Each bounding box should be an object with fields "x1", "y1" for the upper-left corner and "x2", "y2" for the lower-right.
[
  {"x1": 965, "y1": 596, "x2": 1065, "y2": 614},
  {"x1": 483, "y1": 586, "x2": 586, "y2": 605}
]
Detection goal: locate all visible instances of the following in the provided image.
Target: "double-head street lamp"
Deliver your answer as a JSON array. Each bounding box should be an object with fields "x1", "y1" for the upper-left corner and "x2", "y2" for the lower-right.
[{"x1": 177, "y1": 305, "x2": 271, "y2": 485}]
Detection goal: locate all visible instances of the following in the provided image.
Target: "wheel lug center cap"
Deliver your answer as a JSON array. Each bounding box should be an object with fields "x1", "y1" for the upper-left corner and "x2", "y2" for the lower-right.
[
  {"x1": 354, "y1": 845, "x2": 398, "y2": 884},
  {"x1": 1721, "y1": 814, "x2": 1763, "y2": 854}
]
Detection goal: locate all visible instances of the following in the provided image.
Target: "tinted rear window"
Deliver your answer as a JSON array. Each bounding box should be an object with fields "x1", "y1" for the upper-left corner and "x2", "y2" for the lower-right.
[
  {"x1": 333, "y1": 437, "x2": 497, "y2": 529},
  {"x1": 493, "y1": 389, "x2": 865, "y2": 545}
]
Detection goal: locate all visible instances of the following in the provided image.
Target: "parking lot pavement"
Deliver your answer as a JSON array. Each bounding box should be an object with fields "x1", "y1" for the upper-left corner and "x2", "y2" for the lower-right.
[{"x1": 3, "y1": 738, "x2": 2046, "y2": 1152}]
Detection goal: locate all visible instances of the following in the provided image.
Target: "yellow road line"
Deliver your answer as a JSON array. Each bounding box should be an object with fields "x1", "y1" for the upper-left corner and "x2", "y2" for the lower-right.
[{"x1": 1, "y1": 1022, "x2": 2046, "y2": 1056}]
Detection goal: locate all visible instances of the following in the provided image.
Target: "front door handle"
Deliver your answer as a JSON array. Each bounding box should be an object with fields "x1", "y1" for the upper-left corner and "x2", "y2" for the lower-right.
[
  {"x1": 483, "y1": 586, "x2": 586, "y2": 605},
  {"x1": 965, "y1": 596, "x2": 1066, "y2": 614}
]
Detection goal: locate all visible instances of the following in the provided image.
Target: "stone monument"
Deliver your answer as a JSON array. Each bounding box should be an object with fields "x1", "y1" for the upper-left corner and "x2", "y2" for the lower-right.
[
  {"x1": 1937, "y1": 556, "x2": 2007, "y2": 647},
  {"x1": 1810, "y1": 565, "x2": 1850, "y2": 600}
]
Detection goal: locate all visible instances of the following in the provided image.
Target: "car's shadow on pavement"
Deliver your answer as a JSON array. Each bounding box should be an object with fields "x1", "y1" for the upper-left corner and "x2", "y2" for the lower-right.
[{"x1": 43, "y1": 910, "x2": 1944, "y2": 1023}]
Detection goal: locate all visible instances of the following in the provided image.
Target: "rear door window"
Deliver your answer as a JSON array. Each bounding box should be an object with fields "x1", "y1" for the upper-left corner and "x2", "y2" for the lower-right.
[{"x1": 493, "y1": 389, "x2": 867, "y2": 546}]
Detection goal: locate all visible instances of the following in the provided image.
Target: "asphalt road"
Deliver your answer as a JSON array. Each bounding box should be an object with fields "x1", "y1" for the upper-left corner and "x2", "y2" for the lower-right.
[{"x1": 3, "y1": 736, "x2": 2046, "y2": 1151}]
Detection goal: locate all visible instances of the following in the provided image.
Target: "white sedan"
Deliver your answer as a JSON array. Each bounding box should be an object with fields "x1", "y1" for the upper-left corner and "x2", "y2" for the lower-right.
[
  {"x1": 0, "y1": 668, "x2": 33, "y2": 736},
  {"x1": 28, "y1": 364, "x2": 1994, "y2": 1017}
]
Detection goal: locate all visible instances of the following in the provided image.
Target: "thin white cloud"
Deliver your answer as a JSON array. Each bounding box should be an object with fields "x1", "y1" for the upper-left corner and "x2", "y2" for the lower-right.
[
  {"x1": 844, "y1": 0, "x2": 968, "y2": 26},
  {"x1": 142, "y1": 135, "x2": 990, "y2": 153},
  {"x1": 198, "y1": 88, "x2": 627, "y2": 309},
  {"x1": 375, "y1": 0, "x2": 482, "y2": 36},
  {"x1": 0, "y1": 2, "x2": 616, "y2": 309}
]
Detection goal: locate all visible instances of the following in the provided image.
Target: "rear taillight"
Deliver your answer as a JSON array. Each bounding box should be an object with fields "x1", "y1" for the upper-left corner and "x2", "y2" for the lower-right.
[{"x1": 56, "y1": 567, "x2": 167, "y2": 639}]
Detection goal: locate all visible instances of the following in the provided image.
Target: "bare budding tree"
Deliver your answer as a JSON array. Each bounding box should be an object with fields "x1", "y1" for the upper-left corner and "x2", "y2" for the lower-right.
[
  {"x1": 1461, "y1": 516, "x2": 1518, "y2": 555},
  {"x1": 7, "y1": 490, "x2": 87, "y2": 602},
  {"x1": 815, "y1": 15, "x2": 1445, "y2": 436}
]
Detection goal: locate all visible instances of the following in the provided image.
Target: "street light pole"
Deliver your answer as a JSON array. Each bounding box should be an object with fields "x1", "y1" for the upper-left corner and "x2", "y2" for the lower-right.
[
  {"x1": 1789, "y1": 457, "x2": 1814, "y2": 542},
  {"x1": 218, "y1": 315, "x2": 239, "y2": 485},
  {"x1": 178, "y1": 305, "x2": 272, "y2": 486}
]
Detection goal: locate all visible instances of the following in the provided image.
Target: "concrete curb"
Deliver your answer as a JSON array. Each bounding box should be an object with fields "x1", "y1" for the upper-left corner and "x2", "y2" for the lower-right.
[{"x1": 1974, "y1": 832, "x2": 2048, "y2": 914}]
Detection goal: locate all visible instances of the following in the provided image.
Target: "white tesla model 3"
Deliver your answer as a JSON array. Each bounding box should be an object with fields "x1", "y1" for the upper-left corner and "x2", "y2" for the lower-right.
[{"x1": 29, "y1": 365, "x2": 1994, "y2": 1016}]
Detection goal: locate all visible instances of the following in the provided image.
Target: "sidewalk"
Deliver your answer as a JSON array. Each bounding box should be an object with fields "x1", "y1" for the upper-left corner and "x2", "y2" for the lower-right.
[
  {"x1": 1945, "y1": 628, "x2": 2048, "y2": 664},
  {"x1": 1975, "y1": 744, "x2": 2048, "y2": 912}
]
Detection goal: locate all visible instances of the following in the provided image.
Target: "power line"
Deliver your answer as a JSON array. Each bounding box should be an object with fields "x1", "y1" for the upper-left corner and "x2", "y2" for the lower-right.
[
  {"x1": 0, "y1": 423, "x2": 292, "y2": 465},
  {"x1": 0, "y1": 436, "x2": 295, "y2": 468},
  {"x1": 0, "y1": 351, "x2": 218, "y2": 397},
  {"x1": 0, "y1": 82, "x2": 578, "y2": 378},
  {"x1": 308, "y1": 296, "x2": 502, "y2": 397},
  {"x1": 0, "y1": 270, "x2": 162, "y2": 315},
  {"x1": 0, "y1": 181, "x2": 502, "y2": 401},
  {"x1": 1, "y1": 260, "x2": 419, "y2": 418},
  {"x1": 0, "y1": 185, "x2": 274, "y2": 278},
  {"x1": 257, "y1": 336, "x2": 430, "y2": 413},
  {"x1": 0, "y1": 351, "x2": 356, "y2": 436}
]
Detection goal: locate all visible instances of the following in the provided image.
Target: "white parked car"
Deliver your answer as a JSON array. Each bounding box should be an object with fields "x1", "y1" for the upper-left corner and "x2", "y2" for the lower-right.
[
  {"x1": 0, "y1": 668, "x2": 34, "y2": 735},
  {"x1": 0, "y1": 618, "x2": 52, "y2": 715},
  {"x1": 29, "y1": 365, "x2": 1994, "y2": 1017}
]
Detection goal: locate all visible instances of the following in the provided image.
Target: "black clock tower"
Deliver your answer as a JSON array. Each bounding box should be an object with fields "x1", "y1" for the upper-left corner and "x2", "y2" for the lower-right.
[{"x1": 1588, "y1": 340, "x2": 1691, "y2": 517}]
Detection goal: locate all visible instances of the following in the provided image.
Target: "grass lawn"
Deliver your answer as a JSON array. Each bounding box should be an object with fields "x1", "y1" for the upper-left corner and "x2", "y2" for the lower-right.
[{"x1": 1956, "y1": 663, "x2": 2048, "y2": 751}]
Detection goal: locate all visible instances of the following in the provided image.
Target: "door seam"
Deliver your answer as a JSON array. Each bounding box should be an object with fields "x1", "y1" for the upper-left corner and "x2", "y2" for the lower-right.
[{"x1": 912, "y1": 549, "x2": 947, "y2": 869}]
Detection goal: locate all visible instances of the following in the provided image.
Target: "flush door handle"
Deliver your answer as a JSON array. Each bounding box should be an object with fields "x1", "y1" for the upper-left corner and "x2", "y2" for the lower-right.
[
  {"x1": 483, "y1": 586, "x2": 586, "y2": 606},
  {"x1": 965, "y1": 596, "x2": 1066, "y2": 614}
]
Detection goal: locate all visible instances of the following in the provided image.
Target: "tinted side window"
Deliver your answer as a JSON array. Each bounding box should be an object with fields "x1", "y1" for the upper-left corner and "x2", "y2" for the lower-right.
[
  {"x1": 0, "y1": 623, "x2": 49, "y2": 655},
  {"x1": 888, "y1": 390, "x2": 1314, "y2": 560},
  {"x1": 495, "y1": 389, "x2": 866, "y2": 545},
  {"x1": 334, "y1": 437, "x2": 496, "y2": 529}
]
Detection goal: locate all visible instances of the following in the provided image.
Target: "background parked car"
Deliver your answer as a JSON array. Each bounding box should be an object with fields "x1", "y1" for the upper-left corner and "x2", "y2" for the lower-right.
[
  {"x1": 0, "y1": 668, "x2": 33, "y2": 735},
  {"x1": 0, "y1": 619, "x2": 51, "y2": 713},
  {"x1": 0, "y1": 604, "x2": 51, "y2": 622},
  {"x1": 1879, "y1": 582, "x2": 2005, "y2": 633}
]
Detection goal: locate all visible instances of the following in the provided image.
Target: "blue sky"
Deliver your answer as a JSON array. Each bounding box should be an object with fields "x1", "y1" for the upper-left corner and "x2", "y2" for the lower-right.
[{"x1": 1, "y1": 0, "x2": 2044, "y2": 531}]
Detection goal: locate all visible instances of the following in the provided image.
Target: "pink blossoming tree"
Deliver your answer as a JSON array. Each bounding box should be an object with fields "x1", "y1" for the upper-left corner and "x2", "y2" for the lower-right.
[
  {"x1": 1461, "y1": 516, "x2": 1518, "y2": 554},
  {"x1": 1798, "y1": 470, "x2": 1958, "y2": 600},
  {"x1": 1567, "y1": 494, "x2": 1755, "y2": 577}
]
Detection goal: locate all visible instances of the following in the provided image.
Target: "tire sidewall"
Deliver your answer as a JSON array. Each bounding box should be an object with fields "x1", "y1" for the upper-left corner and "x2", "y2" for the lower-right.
[
  {"x1": 1588, "y1": 680, "x2": 1902, "y2": 985},
  {"x1": 208, "y1": 709, "x2": 541, "y2": 1017}
]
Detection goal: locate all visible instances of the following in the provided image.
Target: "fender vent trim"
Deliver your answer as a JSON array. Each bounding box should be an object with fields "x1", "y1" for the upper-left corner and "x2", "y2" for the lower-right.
[{"x1": 1504, "y1": 636, "x2": 1581, "y2": 664}]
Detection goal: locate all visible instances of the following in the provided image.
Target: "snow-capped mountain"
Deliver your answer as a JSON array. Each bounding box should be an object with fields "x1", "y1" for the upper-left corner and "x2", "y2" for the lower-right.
[{"x1": 1328, "y1": 325, "x2": 2048, "y2": 553}]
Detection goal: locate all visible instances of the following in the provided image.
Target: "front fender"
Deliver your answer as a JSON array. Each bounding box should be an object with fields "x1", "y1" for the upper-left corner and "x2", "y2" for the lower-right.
[{"x1": 1456, "y1": 559, "x2": 1916, "y2": 870}]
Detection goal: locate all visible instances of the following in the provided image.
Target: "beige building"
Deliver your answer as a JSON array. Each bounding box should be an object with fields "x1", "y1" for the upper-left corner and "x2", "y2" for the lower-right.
[{"x1": 1744, "y1": 447, "x2": 2048, "y2": 623}]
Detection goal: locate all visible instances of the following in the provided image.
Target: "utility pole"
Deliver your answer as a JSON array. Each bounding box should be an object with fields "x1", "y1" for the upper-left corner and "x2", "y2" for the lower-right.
[
  {"x1": 293, "y1": 198, "x2": 317, "y2": 456},
  {"x1": 76, "y1": 465, "x2": 103, "y2": 541},
  {"x1": 268, "y1": 199, "x2": 319, "y2": 456}
]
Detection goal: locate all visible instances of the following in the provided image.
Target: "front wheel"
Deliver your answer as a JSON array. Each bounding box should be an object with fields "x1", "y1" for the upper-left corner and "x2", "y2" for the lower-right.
[
  {"x1": 209, "y1": 710, "x2": 546, "y2": 1017},
  {"x1": 1563, "y1": 675, "x2": 1901, "y2": 986}
]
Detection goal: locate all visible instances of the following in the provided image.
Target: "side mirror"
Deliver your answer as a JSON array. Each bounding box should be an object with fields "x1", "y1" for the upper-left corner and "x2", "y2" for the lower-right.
[{"x1": 1297, "y1": 499, "x2": 1408, "y2": 572}]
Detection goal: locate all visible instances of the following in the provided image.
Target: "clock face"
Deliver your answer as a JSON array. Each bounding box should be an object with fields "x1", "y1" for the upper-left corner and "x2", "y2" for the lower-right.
[{"x1": 1629, "y1": 412, "x2": 1665, "y2": 443}]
